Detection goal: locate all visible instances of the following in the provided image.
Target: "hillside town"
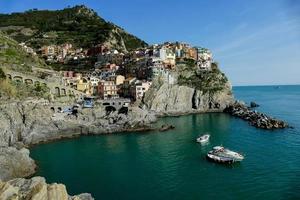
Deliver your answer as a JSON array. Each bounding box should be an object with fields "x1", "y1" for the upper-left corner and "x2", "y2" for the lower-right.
[{"x1": 19, "y1": 41, "x2": 213, "y2": 102}]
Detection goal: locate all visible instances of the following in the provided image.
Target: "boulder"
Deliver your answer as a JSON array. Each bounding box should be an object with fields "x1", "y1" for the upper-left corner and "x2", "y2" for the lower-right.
[
  {"x1": 0, "y1": 147, "x2": 36, "y2": 181},
  {"x1": 0, "y1": 177, "x2": 94, "y2": 200},
  {"x1": 250, "y1": 101, "x2": 259, "y2": 108}
]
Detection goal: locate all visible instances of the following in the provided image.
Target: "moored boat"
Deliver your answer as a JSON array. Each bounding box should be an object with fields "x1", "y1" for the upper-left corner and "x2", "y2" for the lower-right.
[
  {"x1": 212, "y1": 146, "x2": 244, "y2": 161},
  {"x1": 206, "y1": 152, "x2": 234, "y2": 164},
  {"x1": 196, "y1": 134, "x2": 210, "y2": 143},
  {"x1": 159, "y1": 124, "x2": 175, "y2": 132}
]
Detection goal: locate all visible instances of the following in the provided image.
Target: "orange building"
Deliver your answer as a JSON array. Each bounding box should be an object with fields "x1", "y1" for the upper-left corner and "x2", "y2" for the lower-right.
[{"x1": 97, "y1": 80, "x2": 119, "y2": 99}]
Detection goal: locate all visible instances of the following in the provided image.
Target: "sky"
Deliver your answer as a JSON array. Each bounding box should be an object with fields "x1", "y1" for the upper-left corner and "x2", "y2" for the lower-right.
[{"x1": 0, "y1": 0, "x2": 299, "y2": 86}]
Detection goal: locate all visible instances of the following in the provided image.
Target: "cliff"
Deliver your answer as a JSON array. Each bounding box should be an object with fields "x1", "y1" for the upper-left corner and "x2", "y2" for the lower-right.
[
  {"x1": 0, "y1": 147, "x2": 36, "y2": 182},
  {"x1": 143, "y1": 62, "x2": 234, "y2": 115},
  {"x1": 0, "y1": 176, "x2": 94, "y2": 200},
  {"x1": 0, "y1": 99, "x2": 156, "y2": 181}
]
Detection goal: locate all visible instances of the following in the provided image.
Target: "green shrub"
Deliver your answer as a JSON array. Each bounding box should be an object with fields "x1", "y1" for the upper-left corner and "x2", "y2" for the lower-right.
[
  {"x1": 177, "y1": 62, "x2": 228, "y2": 93},
  {"x1": 0, "y1": 68, "x2": 6, "y2": 79},
  {"x1": 0, "y1": 79, "x2": 16, "y2": 98}
]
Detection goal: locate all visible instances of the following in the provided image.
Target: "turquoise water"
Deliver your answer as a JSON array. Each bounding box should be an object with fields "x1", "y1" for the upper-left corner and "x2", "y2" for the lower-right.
[{"x1": 31, "y1": 85, "x2": 300, "y2": 200}]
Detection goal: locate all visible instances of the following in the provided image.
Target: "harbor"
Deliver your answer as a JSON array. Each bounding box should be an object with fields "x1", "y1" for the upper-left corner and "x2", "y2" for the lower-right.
[{"x1": 30, "y1": 85, "x2": 300, "y2": 200}]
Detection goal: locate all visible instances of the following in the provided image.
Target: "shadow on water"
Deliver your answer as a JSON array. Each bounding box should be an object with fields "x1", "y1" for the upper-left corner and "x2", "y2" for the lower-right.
[{"x1": 204, "y1": 158, "x2": 243, "y2": 169}]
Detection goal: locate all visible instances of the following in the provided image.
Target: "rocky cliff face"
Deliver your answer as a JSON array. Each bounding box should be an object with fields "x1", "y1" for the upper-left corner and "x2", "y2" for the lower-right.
[
  {"x1": 143, "y1": 63, "x2": 234, "y2": 115},
  {"x1": 144, "y1": 83, "x2": 233, "y2": 115},
  {"x1": 0, "y1": 99, "x2": 156, "y2": 181},
  {"x1": 0, "y1": 176, "x2": 94, "y2": 200},
  {"x1": 0, "y1": 147, "x2": 36, "y2": 181},
  {"x1": 0, "y1": 100, "x2": 156, "y2": 147}
]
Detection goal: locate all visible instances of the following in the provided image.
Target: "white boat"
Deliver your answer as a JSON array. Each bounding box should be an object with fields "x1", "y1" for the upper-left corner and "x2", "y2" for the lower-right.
[
  {"x1": 206, "y1": 152, "x2": 234, "y2": 164},
  {"x1": 196, "y1": 134, "x2": 210, "y2": 143},
  {"x1": 212, "y1": 146, "x2": 244, "y2": 161}
]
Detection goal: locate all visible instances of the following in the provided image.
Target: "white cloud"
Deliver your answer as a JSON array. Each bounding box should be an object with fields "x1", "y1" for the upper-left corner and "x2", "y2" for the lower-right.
[{"x1": 213, "y1": 19, "x2": 300, "y2": 55}]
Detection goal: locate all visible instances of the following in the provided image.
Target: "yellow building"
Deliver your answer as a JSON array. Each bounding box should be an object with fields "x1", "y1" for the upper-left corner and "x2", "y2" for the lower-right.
[
  {"x1": 115, "y1": 75, "x2": 125, "y2": 86},
  {"x1": 77, "y1": 78, "x2": 93, "y2": 95}
]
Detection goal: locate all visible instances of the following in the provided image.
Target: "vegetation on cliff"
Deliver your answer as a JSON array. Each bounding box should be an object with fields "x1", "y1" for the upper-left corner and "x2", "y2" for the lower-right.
[
  {"x1": 0, "y1": 31, "x2": 48, "y2": 72},
  {"x1": 177, "y1": 62, "x2": 230, "y2": 94},
  {"x1": 0, "y1": 5, "x2": 147, "y2": 51},
  {"x1": 0, "y1": 33, "x2": 50, "y2": 100},
  {"x1": 0, "y1": 77, "x2": 50, "y2": 100}
]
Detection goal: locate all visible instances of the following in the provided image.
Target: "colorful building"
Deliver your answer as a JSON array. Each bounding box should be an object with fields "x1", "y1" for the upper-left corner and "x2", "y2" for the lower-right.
[
  {"x1": 97, "y1": 80, "x2": 119, "y2": 99},
  {"x1": 130, "y1": 81, "x2": 152, "y2": 100}
]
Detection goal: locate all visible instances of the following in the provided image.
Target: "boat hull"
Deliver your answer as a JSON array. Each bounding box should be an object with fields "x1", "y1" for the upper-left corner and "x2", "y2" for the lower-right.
[
  {"x1": 206, "y1": 153, "x2": 234, "y2": 164},
  {"x1": 212, "y1": 146, "x2": 244, "y2": 161}
]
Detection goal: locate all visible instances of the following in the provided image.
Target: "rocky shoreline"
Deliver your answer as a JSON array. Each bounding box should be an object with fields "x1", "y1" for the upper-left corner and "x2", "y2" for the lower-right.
[
  {"x1": 0, "y1": 98, "x2": 289, "y2": 199},
  {"x1": 0, "y1": 176, "x2": 94, "y2": 200},
  {"x1": 224, "y1": 102, "x2": 288, "y2": 129},
  {"x1": 0, "y1": 99, "x2": 159, "y2": 199}
]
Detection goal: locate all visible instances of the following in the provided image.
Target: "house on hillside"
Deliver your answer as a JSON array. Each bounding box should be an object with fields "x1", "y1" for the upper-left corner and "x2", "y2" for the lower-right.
[
  {"x1": 97, "y1": 80, "x2": 119, "y2": 99},
  {"x1": 130, "y1": 81, "x2": 152, "y2": 100},
  {"x1": 159, "y1": 46, "x2": 176, "y2": 68}
]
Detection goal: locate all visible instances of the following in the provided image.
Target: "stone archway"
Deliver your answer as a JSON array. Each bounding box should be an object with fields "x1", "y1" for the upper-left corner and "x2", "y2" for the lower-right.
[
  {"x1": 24, "y1": 79, "x2": 34, "y2": 85},
  {"x1": 61, "y1": 88, "x2": 66, "y2": 96},
  {"x1": 105, "y1": 106, "x2": 116, "y2": 115},
  {"x1": 54, "y1": 87, "x2": 60, "y2": 96},
  {"x1": 13, "y1": 76, "x2": 23, "y2": 83},
  {"x1": 118, "y1": 107, "x2": 128, "y2": 115}
]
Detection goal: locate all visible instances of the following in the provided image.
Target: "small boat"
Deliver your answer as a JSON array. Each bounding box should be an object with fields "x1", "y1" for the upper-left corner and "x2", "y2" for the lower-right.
[
  {"x1": 212, "y1": 146, "x2": 244, "y2": 161},
  {"x1": 159, "y1": 124, "x2": 175, "y2": 132},
  {"x1": 196, "y1": 134, "x2": 210, "y2": 143},
  {"x1": 206, "y1": 152, "x2": 234, "y2": 164}
]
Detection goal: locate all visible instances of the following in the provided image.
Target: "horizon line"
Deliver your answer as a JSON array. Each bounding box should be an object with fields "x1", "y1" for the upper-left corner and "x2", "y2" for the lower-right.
[{"x1": 233, "y1": 84, "x2": 300, "y2": 87}]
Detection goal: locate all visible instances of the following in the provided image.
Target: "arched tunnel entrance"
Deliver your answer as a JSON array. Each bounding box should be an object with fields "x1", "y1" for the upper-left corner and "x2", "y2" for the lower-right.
[
  {"x1": 61, "y1": 88, "x2": 66, "y2": 96},
  {"x1": 24, "y1": 79, "x2": 34, "y2": 85},
  {"x1": 118, "y1": 107, "x2": 128, "y2": 115},
  {"x1": 13, "y1": 76, "x2": 23, "y2": 83},
  {"x1": 105, "y1": 106, "x2": 116, "y2": 115},
  {"x1": 54, "y1": 87, "x2": 60, "y2": 96}
]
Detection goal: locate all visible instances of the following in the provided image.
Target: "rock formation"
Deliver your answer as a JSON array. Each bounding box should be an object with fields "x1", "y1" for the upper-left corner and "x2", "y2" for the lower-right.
[
  {"x1": 224, "y1": 102, "x2": 288, "y2": 129},
  {"x1": 0, "y1": 99, "x2": 156, "y2": 182},
  {"x1": 144, "y1": 82, "x2": 233, "y2": 115},
  {"x1": 0, "y1": 147, "x2": 36, "y2": 181},
  {"x1": 0, "y1": 176, "x2": 94, "y2": 200},
  {"x1": 143, "y1": 63, "x2": 234, "y2": 115}
]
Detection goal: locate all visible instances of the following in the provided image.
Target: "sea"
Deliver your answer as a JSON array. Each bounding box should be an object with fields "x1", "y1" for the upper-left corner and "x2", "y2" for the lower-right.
[{"x1": 31, "y1": 85, "x2": 300, "y2": 200}]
